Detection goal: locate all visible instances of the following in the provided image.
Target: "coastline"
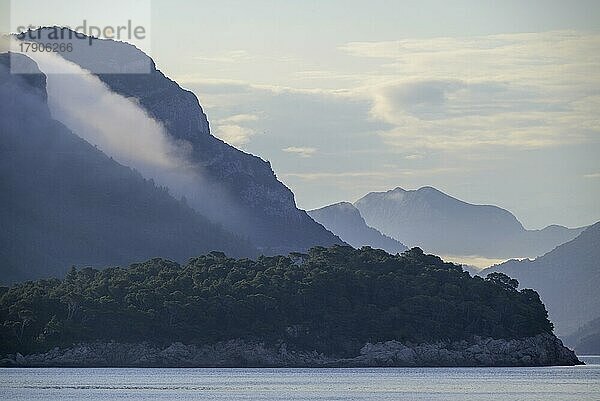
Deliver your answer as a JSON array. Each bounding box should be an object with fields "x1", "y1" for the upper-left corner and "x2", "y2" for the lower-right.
[{"x1": 1, "y1": 333, "x2": 581, "y2": 368}]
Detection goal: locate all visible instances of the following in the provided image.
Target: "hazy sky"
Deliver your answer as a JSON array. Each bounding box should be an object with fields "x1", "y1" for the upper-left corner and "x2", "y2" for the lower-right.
[{"x1": 4, "y1": 0, "x2": 600, "y2": 228}]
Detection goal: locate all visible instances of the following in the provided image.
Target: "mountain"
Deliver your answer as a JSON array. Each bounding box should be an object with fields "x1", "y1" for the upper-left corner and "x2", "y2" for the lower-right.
[
  {"x1": 308, "y1": 202, "x2": 407, "y2": 254},
  {"x1": 354, "y1": 186, "x2": 585, "y2": 259},
  {"x1": 17, "y1": 27, "x2": 343, "y2": 254},
  {"x1": 0, "y1": 52, "x2": 255, "y2": 283},
  {"x1": 481, "y1": 222, "x2": 600, "y2": 336},
  {"x1": 563, "y1": 317, "x2": 600, "y2": 354}
]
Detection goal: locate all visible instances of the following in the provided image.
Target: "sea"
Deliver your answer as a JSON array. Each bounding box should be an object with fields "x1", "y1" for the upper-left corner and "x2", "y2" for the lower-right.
[{"x1": 1, "y1": 356, "x2": 598, "y2": 401}]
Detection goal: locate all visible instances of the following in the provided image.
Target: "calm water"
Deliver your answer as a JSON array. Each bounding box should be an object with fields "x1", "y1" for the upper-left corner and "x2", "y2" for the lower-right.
[{"x1": 1, "y1": 359, "x2": 599, "y2": 401}]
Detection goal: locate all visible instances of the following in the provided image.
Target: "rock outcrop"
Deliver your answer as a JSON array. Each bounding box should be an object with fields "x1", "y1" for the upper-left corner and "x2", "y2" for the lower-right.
[
  {"x1": 350, "y1": 333, "x2": 581, "y2": 367},
  {"x1": 0, "y1": 334, "x2": 581, "y2": 368}
]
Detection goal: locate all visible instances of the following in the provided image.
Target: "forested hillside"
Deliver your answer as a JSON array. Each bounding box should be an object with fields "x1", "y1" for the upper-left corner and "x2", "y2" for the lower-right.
[{"x1": 0, "y1": 246, "x2": 553, "y2": 357}]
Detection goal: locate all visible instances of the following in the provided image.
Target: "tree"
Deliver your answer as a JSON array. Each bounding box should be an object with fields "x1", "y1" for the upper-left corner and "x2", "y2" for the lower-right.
[
  {"x1": 486, "y1": 272, "x2": 519, "y2": 290},
  {"x1": 0, "y1": 246, "x2": 553, "y2": 356}
]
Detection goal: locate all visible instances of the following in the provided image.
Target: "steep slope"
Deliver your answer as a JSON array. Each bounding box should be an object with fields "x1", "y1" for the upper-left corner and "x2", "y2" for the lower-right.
[
  {"x1": 18, "y1": 28, "x2": 343, "y2": 254},
  {"x1": 308, "y1": 202, "x2": 407, "y2": 254},
  {"x1": 481, "y1": 222, "x2": 600, "y2": 336},
  {"x1": 354, "y1": 186, "x2": 584, "y2": 258},
  {"x1": 0, "y1": 53, "x2": 255, "y2": 283}
]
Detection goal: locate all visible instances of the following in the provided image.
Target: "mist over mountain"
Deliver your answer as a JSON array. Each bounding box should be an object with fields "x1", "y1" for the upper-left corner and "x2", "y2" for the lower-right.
[
  {"x1": 308, "y1": 202, "x2": 407, "y2": 254},
  {"x1": 481, "y1": 222, "x2": 600, "y2": 337},
  {"x1": 0, "y1": 53, "x2": 255, "y2": 283},
  {"x1": 18, "y1": 28, "x2": 343, "y2": 255},
  {"x1": 0, "y1": 26, "x2": 590, "y2": 373},
  {"x1": 354, "y1": 186, "x2": 585, "y2": 259}
]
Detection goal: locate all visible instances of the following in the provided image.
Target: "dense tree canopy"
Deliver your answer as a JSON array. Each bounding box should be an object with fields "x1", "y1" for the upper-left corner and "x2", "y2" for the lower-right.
[{"x1": 0, "y1": 246, "x2": 553, "y2": 356}]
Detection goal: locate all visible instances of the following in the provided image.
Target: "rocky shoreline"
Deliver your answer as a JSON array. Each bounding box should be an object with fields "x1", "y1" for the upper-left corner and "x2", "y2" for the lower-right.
[{"x1": 0, "y1": 333, "x2": 581, "y2": 368}]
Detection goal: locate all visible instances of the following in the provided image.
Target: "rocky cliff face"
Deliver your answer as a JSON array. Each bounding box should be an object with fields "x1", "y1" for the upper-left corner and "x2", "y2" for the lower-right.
[
  {"x1": 352, "y1": 333, "x2": 580, "y2": 367},
  {"x1": 20, "y1": 28, "x2": 343, "y2": 254},
  {"x1": 0, "y1": 334, "x2": 580, "y2": 367}
]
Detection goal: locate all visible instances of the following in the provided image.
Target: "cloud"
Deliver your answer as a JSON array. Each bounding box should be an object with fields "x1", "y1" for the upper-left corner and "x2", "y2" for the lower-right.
[
  {"x1": 22, "y1": 49, "x2": 193, "y2": 174},
  {"x1": 213, "y1": 124, "x2": 255, "y2": 146},
  {"x1": 15, "y1": 46, "x2": 252, "y2": 233},
  {"x1": 210, "y1": 114, "x2": 260, "y2": 146},
  {"x1": 283, "y1": 167, "x2": 462, "y2": 181},
  {"x1": 173, "y1": 31, "x2": 598, "y2": 223},
  {"x1": 282, "y1": 146, "x2": 317, "y2": 157},
  {"x1": 341, "y1": 31, "x2": 600, "y2": 151},
  {"x1": 221, "y1": 113, "x2": 260, "y2": 123},
  {"x1": 181, "y1": 79, "x2": 253, "y2": 96},
  {"x1": 192, "y1": 50, "x2": 298, "y2": 65},
  {"x1": 182, "y1": 78, "x2": 388, "y2": 156},
  {"x1": 186, "y1": 30, "x2": 600, "y2": 155},
  {"x1": 193, "y1": 50, "x2": 253, "y2": 64},
  {"x1": 340, "y1": 31, "x2": 600, "y2": 75}
]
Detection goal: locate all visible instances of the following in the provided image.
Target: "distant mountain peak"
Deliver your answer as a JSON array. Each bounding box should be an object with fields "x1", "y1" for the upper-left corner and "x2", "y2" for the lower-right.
[
  {"x1": 354, "y1": 186, "x2": 584, "y2": 258},
  {"x1": 331, "y1": 201, "x2": 356, "y2": 209},
  {"x1": 416, "y1": 186, "x2": 445, "y2": 195},
  {"x1": 308, "y1": 203, "x2": 407, "y2": 254},
  {"x1": 311, "y1": 202, "x2": 364, "y2": 224},
  {"x1": 380, "y1": 186, "x2": 407, "y2": 201},
  {"x1": 382, "y1": 185, "x2": 451, "y2": 201}
]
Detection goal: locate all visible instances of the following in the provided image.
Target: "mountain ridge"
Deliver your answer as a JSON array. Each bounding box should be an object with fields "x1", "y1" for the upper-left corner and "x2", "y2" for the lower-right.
[
  {"x1": 481, "y1": 222, "x2": 600, "y2": 336},
  {"x1": 18, "y1": 27, "x2": 344, "y2": 254},
  {"x1": 308, "y1": 202, "x2": 407, "y2": 254},
  {"x1": 353, "y1": 186, "x2": 585, "y2": 259},
  {"x1": 0, "y1": 52, "x2": 256, "y2": 283}
]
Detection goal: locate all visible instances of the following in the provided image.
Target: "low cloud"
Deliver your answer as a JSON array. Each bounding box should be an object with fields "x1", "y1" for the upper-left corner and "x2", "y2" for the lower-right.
[
  {"x1": 22, "y1": 49, "x2": 194, "y2": 175},
  {"x1": 15, "y1": 47, "x2": 242, "y2": 223},
  {"x1": 15, "y1": 46, "x2": 251, "y2": 233}
]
